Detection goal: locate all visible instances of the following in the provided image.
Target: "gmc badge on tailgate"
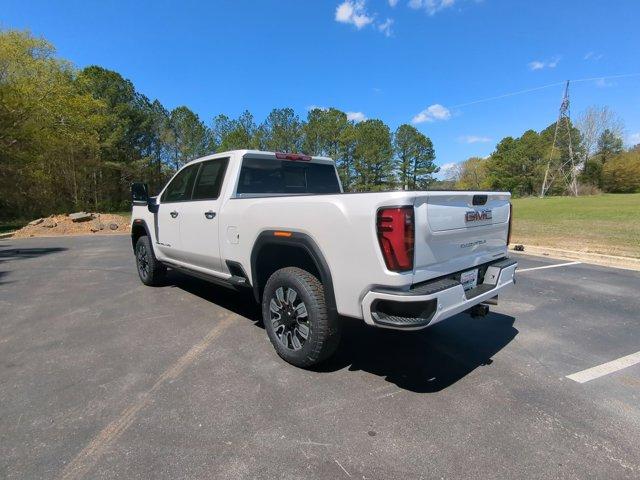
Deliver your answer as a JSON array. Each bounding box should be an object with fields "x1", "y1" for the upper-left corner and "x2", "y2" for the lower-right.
[{"x1": 465, "y1": 209, "x2": 492, "y2": 222}]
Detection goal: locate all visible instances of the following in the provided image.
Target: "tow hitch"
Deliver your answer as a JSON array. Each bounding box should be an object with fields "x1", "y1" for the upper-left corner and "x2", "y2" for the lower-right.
[
  {"x1": 466, "y1": 295, "x2": 498, "y2": 318},
  {"x1": 468, "y1": 304, "x2": 490, "y2": 317}
]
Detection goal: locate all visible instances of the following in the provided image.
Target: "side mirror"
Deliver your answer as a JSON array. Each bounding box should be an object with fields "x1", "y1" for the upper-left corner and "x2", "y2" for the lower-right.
[{"x1": 131, "y1": 182, "x2": 149, "y2": 204}]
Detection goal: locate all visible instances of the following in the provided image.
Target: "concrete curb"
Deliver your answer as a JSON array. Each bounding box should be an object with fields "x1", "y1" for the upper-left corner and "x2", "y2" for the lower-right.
[
  {"x1": 512, "y1": 244, "x2": 640, "y2": 272},
  {"x1": 0, "y1": 231, "x2": 16, "y2": 239}
]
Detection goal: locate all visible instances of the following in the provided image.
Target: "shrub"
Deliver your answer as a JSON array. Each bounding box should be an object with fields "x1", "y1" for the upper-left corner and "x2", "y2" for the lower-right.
[
  {"x1": 580, "y1": 158, "x2": 603, "y2": 187},
  {"x1": 602, "y1": 151, "x2": 640, "y2": 193},
  {"x1": 576, "y1": 182, "x2": 602, "y2": 196}
]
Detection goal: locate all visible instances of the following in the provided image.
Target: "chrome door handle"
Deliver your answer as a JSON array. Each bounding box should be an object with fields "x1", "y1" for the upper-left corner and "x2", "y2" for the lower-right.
[
  {"x1": 204, "y1": 210, "x2": 216, "y2": 220},
  {"x1": 170, "y1": 211, "x2": 178, "y2": 218}
]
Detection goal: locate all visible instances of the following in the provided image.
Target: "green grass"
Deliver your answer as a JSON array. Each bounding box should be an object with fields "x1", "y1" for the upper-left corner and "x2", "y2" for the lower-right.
[{"x1": 511, "y1": 193, "x2": 640, "y2": 258}]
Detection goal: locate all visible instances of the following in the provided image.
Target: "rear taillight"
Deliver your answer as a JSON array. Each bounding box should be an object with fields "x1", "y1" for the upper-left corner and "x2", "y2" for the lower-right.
[
  {"x1": 377, "y1": 206, "x2": 414, "y2": 272},
  {"x1": 507, "y1": 202, "x2": 513, "y2": 245}
]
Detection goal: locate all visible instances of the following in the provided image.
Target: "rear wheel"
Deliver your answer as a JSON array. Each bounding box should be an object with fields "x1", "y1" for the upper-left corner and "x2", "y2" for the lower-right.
[
  {"x1": 262, "y1": 267, "x2": 341, "y2": 368},
  {"x1": 135, "y1": 235, "x2": 166, "y2": 286}
]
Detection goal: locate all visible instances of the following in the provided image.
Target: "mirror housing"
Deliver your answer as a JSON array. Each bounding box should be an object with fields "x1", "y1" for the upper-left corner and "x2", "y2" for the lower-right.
[
  {"x1": 147, "y1": 196, "x2": 159, "y2": 213},
  {"x1": 131, "y1": 182, "x2": 149, "y2": 204}
]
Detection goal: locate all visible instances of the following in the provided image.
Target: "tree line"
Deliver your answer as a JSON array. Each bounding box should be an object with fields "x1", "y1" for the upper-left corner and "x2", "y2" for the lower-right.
[
  {"x1": 449, "y1": 106, "x2": 640, "y2": 195},
  {"x1": 0, "y1": 30, "x2": 437, "y2": 220}
]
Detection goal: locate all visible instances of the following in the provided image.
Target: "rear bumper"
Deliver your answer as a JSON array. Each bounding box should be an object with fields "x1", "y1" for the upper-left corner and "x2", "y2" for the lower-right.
[{"x1": 361, "y1": 258, "x2": 517, "y2": 330}]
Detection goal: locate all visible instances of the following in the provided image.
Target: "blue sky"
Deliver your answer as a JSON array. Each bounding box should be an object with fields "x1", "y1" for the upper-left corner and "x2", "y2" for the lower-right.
[{"x1": 3, "y1": 0, "x2": 640, "y2": 174}]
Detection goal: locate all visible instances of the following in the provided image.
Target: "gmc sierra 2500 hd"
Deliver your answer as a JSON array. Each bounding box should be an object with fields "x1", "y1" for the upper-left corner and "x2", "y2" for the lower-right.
[{"x1": 130, "y1": 150, "x2": 517, "y2": 367}]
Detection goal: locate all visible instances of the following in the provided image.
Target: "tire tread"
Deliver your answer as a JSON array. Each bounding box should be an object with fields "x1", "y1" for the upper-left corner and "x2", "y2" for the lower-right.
[
  {"x1": 135, "y1": 235, "x2": 166, "y2": 286},
  {"x1": 263, "y1": 267, "x2": 340, "y2": 368}
]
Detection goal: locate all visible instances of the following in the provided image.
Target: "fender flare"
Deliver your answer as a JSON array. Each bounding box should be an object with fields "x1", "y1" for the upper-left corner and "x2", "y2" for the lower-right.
[
  {"x1": 130, "y1": 218, "x2": 152, "y2": 250},
  {"x1": 250, "y1": 231, "x2": 337, "y2": 317}
]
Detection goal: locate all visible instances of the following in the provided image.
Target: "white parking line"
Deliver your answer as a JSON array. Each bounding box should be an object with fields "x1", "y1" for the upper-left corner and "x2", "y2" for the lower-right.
[
  {"x1": 517, "y1": 261, "x2": 581, "y2": 273},
  {"x1": 566, "y1": 351, "x2": 640, "y2": 383}
]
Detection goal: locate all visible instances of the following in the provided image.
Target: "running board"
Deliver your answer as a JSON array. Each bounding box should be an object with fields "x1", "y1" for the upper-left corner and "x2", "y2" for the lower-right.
[{"x1": 161, "y1": 261, "x2": 249, "y2": 291}]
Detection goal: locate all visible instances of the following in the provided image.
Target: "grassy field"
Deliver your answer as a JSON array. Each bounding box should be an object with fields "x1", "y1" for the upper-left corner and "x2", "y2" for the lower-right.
[{"x1": 511, "y1": 193, "x2": 640, "y2": 258}]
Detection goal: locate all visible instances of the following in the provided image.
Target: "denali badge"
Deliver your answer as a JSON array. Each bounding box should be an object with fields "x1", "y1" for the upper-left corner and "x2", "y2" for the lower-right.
[
  {"x1": 461, "y1": 239, "x2": 487, "y2": 248},
  {"x1": 465, "y1": 209, "x2": 492, "y2": 222}
]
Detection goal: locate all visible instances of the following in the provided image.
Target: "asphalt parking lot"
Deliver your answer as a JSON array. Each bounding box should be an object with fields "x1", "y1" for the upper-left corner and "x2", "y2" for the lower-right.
[{"x1": 1, "y1": 235, "x2": 639, "y2": 479}]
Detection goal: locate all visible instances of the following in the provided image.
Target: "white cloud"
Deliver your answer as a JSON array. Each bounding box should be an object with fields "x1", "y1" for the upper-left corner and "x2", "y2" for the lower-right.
[
  {"x1": 412, "y1": 104, "x2": 451, "y2": 124},
  {"x1": 388, "y1": 0, "x2": 399, "y2": 6},
  {"x1": 437, "y1": 162, "x2": 459, "y2": 180},
  {"x1": 528, "y1": 56, "x2": 561, "y2": 71},
  {"x1": 307, "y1": 105, "x2": 328, "y2": 111},
  {"x1": 347, "y1": 111, "x2": 367, "y2": 122},
  {"x1": 595, "y1": 77, "x2": 615, "y2": 88},
  {"x1": 458, "y1": 135, "x2": 491, "y2": 144},
  {"x1": 378, "y1": 18, "x2": 394, "y2": 36},
  {"x1": 628, "y1": 132, "x2": 640, "y2": 145},
  {"x1": 584, "y1": 51, "x2": 604, "y2": 61},
  {"x1": 528, "y1": 61, "x2": 545, "y2": 71},
  {"x1": 547, "y1": 57, "x2": 560, "y2": 68},
  {"x1": 409, "y1": 0, "x2": 456, "y2": 15},
  {"x1": 335, "y1": 1, "x2": 374, "y2": 29},
  {"x1": 335, "y1": 1, "x2": 394, "y2": 37}
]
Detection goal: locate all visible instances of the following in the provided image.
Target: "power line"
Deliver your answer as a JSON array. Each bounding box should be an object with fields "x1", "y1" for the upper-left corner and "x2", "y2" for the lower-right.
[{"x1": 450, "y1": 72, "x2": 640, "y2": 109}]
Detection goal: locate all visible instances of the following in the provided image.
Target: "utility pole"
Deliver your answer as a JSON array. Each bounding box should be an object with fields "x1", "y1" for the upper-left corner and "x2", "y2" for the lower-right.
[{"x1": 540, "y1": 80, "x2": 579, "y2": 197}]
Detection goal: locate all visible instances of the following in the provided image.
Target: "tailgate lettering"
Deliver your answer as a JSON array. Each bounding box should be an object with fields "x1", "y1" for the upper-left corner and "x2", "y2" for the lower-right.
[{"x1": 461, "y1": 239, "x2": 487, "y2": 248}]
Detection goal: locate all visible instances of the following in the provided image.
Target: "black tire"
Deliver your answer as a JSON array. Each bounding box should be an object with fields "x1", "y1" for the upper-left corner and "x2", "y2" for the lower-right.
[
  {"x1": 134, "y1": 235, "x2": 166, "y2": 286},
  {"x1": 262, "y1": 267, "x2": 341, "y2": 368}
]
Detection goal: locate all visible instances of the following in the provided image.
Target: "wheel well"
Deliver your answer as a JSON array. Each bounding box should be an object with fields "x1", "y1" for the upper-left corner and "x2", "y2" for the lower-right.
[
  {"x1": 131, "y1": 223, "x2": 147, "y2": 250},
  {"x1": 254, "y1": 243, "x2": 321, "y2": 301}
]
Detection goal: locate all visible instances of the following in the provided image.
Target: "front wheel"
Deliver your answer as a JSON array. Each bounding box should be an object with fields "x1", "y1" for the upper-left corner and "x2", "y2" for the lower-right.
[
  {"x1": 262, "y1": 267, "x2": 341, "y2": 368},
  {"x1": 135, "y1": 235, "x2": 166, "y2": 286}
]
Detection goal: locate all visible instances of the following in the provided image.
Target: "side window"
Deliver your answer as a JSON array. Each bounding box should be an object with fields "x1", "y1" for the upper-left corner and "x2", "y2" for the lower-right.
[
  {"x1": 192, "y1": 159, "x2": 229, "y2": 200},
  {"x1": 160, "y1": 164, "x2": 199, "y2": 203}
]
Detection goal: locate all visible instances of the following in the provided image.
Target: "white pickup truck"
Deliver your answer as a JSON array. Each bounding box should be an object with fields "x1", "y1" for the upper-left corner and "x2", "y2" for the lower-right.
[{"x1": 130, "y1": 150, "x2": 517, "y2": 367}]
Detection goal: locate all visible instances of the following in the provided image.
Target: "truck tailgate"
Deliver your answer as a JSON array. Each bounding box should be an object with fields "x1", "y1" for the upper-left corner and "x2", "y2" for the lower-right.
[{"x1": 412, "y1": 192, "x2": 511, "y2": 282}]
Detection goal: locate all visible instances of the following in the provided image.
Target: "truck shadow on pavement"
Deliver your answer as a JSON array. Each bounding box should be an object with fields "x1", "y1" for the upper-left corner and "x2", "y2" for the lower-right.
[
  {"x1": 0, "y1": 245, "x2": 68, "y2": 285},
  {"x1": 321, "y1": 313, "x2": 518, "y2": 393},
  {"x1": 167, "y1": 270, "x2": 518, "y2": 393}
]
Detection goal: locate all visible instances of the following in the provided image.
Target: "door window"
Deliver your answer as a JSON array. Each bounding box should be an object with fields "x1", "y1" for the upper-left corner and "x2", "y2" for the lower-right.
[
  {"x1": 192, "y1": 159, "x2": 229, "y2": 200},
  {"x1": 160, "y1": 164, "x2": 200, "y2": 203}
]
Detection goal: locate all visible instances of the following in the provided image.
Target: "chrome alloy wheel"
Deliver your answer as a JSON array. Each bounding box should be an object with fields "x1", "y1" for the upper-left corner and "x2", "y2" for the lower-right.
[
  {"x1": 136, "y1": 242, "x2": 149, "y2": 279},
  {"x1": 269, "y1": 287, "x2": 310, "y2": 351}
]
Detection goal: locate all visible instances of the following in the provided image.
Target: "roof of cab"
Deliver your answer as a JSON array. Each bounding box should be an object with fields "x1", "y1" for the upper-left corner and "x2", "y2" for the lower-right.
[{"x1": 183, "y1": 150, "x2": 335, "y2": 167}]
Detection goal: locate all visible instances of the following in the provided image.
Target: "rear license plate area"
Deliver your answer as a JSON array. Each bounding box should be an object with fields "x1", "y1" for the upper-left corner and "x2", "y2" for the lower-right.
[{"x1": 460, "y1": 269, "x2": 479, "y2": 291}]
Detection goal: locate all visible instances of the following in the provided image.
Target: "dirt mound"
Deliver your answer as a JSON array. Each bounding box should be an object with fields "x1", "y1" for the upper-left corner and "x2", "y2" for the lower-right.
[{"x1": 13, "y1": 213, "x2": 130, "y2": 238}]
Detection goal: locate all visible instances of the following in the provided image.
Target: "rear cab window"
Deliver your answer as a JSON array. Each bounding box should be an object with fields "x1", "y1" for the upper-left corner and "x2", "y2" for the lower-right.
[{"x1": 236, "y1": 157, "x2": 341, "y2": 196}]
